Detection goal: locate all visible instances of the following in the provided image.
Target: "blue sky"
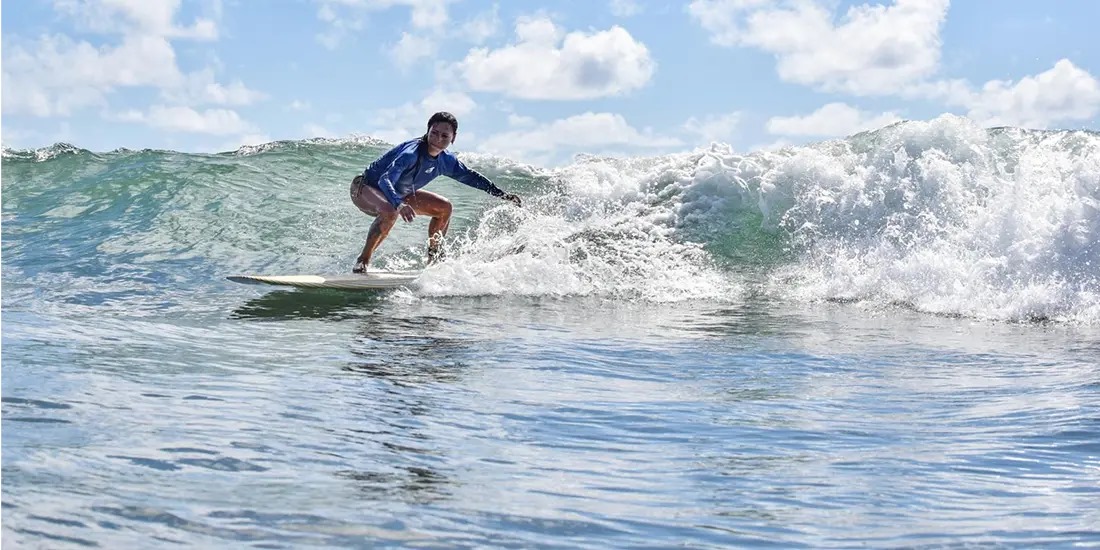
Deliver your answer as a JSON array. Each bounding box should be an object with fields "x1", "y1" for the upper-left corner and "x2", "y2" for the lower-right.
[{"x1": 3, "y1": 0, "x2": 1099, "y2": 165}]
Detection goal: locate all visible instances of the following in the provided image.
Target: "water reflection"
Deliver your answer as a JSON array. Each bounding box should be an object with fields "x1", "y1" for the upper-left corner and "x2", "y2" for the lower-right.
[
  {"x1": 335, "y1": 466, "x2": 451, "y2": 504},
  {"x1": 342, "y1": 315, "x2": 475, "y2": 386},
  {"x1": 688, "y1": 301, "x2": 805, "y2": 338},
  {"x1": 329, "y1": 313, "x2": 490, "y2": 508},
  {"x1": 229, "y1": 289, "x2": 387, "y2": 320}
]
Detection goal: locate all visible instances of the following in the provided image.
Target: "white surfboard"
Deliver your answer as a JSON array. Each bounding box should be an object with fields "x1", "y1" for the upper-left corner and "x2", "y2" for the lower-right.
[{"x1": 227, "y1": 270, "x2": 421, "y2": 290}]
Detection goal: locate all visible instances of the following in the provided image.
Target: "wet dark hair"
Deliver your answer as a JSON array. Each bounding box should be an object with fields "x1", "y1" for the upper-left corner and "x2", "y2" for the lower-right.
[{"x1": 426, "y1": 112, "x2": 458, "y2": 134}]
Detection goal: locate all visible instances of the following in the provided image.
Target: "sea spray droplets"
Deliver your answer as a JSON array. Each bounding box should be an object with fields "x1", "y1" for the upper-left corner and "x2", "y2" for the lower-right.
[
  {"x1": 756, "y1": 116, "x2": 1100, "y2": 322},
  {"x1": 419, "y1": 182, "x2": 739, "y2": 302}
]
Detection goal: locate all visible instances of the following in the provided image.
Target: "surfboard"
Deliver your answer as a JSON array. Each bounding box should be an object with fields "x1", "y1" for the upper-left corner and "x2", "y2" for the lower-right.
[{"x1": 227, "y1": 271, "x2": 421, "y2": 290}]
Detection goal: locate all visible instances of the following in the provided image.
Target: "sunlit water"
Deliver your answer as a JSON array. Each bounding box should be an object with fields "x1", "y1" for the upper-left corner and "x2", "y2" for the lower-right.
[
  {"x1": 5, "y1": 292, "x2": 1099, "y2": 548},
  {"x1": 4, "y1": 116, "x2": 1100, "y2": 547}
]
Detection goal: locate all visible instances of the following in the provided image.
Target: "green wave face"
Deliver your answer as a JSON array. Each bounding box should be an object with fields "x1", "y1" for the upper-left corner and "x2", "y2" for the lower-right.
[{"x1": 4, "y1": 115, "x2": 1099, "y2": 321}]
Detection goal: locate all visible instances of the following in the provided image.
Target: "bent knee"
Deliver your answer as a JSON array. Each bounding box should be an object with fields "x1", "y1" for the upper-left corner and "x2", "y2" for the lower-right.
[
  {"x1": 429, "y1": 198, "x2": 452, "y2": 217},
  {"x1": 374, "y1": 210, "x2": 399, "y2": 224}
]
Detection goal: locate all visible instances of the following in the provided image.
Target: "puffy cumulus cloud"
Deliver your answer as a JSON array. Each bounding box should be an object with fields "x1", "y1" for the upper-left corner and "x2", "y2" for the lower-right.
[
  {"x1": 685, "y1": 0, "x2": 771, "y2": 45},
  {"x1": 2, "y1": 34, "x2": 182, "y2": 116},
  {"x1": 478, "y1": 112, "x2": 682, "y2": 163},
  {"x1": 114, "y1": 105, "x2": 255, "y2": 135},
  {"x1": 961, "y1": 60, "x2": 1100, "y2": 129},
  {"x1": 688, "y1": 0, "x2": 948, "y2": 95},
  {"x1": 688, "y1": 1, "x2": 1100, "y2": 129},
  {"x1": 907, "y1": 59, "x2": 1100, "y2": 129},
  {"x1": 459, "y1": 16, "x2": 655, "y2": 100},
  {"x1": 387, "y1": 4, "x2": 498, "y2": 68},
  {"x1": 767, "y1": 103, "x2": 902, "y2": 137},
  {"x1": 2, "y1": 0, "x2": 261, "y2": 122}
]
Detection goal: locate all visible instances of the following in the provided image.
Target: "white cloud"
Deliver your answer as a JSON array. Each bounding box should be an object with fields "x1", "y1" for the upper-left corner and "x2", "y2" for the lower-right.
[
  {"x1": 315, "y1": 0, "x2": 453, "y2": 49},
  {"x1": 610, "y1": 0, "x2": 642, "y2": 17},
  {"x1": 478, "y1": 112, "x2": 682, "y2": 161},
  {"x1": 117, "y1": 105, "x2": 255, "y2": 135},
  {"x1": 766, "y1": 103, "x2": 902, "y2": 137},
  {"x1": 961, "y1": 60, "x2": 1100, "y2": 129},
  {"x1": 688, "y1": 0, "x2": 949, "y2": 95},
  {"x1": 905, "y1": 59, "x2": 1100, "y2": 129},
  {"x1": 389, "y1": 32, "x2": 437, "y2": 68},
  {"x1": 2, "y1": 34, "x2": 182, "y2": 116},
  {"x1": 515, "y1": 16, "x2": 563, "y2": 45},
  {"x1": 2, "y1": 1, "x2": 260, "y2": 121},
  {"x1": 688, "y1": 1, "x2": 1100, "y2": 130},
  {"x1": 686, "y1": 0, "x2": 789, "y2": 46},
  {"x1": 682, "y1": 112, "x2": 742, "y2": 144},
  {"x1": 461, "y1": 5, "x2": 500, "y2": 44},
  {"x1": 162, "y1": 68, "x2": 266, "y2": 106},
  {"x1": 52, "y1": 0, "x2": 218, "y2": 40},
  {"x1": 459, "y1": 16, "x2": 655, "y2": 100},
  {"x1": 314, "y1": 3, "x2": 365, "y2": 50},
  {"x1": 403, "y1": 0, "x2": 452, "y2": 30}
]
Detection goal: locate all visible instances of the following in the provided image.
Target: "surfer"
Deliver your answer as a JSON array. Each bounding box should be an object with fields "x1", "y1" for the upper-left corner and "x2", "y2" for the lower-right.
[{"x1": 349, "y1": 112, "x2": 522, "y2": 273}]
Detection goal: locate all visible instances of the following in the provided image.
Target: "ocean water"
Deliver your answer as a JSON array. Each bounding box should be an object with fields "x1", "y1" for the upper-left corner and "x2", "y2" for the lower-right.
[{"x1": 3, "y1": 115, "x2": 1099, "y2": 548}]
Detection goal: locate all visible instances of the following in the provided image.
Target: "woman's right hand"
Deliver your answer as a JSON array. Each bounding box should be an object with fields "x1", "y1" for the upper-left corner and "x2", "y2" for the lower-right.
[{"x1": 397, "y1": 202, "x2": 416, "y2": 222}]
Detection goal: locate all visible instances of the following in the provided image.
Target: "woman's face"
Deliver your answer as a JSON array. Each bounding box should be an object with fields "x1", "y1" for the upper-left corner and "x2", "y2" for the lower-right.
[{"x1": 427, "y1": 122, "x2": 455, "y2": 152}]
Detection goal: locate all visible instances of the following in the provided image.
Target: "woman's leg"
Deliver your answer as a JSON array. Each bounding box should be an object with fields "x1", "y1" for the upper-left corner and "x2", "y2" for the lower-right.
[
  {"x1": 350, "y1": 179, "x2": 398, "y2": 272},
  {"x1": 403, "y1": 190, "x2": 453, "y2": 264}
]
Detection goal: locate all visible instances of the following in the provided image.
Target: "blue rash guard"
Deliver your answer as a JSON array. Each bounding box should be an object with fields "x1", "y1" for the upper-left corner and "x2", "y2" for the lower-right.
[{"x1": 361, "y1": 138, "x2": 505, "y2": 208}]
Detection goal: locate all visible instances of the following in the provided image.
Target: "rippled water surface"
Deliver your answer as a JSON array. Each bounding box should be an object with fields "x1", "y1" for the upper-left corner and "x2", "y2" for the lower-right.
[{"x1": 5, "y1": 290, "x2": 1099, "y2": 548}]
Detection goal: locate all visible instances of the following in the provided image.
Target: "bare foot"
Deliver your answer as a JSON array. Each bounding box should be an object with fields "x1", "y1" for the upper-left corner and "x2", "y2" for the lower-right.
[
  {"x1": 352, "y1": 259, "x2": 368, "y2": 273},
  {"x1": 427, "y1": 244, "x2": 445, "y2": 265}
]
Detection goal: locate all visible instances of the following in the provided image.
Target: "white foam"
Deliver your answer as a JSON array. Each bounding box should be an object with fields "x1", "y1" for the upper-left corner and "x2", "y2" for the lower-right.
[
  {"x1": 230, "y1": 134, "x2": 392, "y2": 156},
  {"x1": 2, "y1": 142, "x2": 87, "y2": 162},
  {"x1": 408, "y1": 115, "x2": 1100, "y2": 320},
  {"x1": 730, "y1": 115, "x2": 1099, "y2": 323},
  {"x1": 415, "y1": 152, "x2": 741, "y2": 302}
]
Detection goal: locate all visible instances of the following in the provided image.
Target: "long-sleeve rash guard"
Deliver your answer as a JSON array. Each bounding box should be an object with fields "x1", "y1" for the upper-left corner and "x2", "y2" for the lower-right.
[{"x1": 362, "y1": 138, "x2": 505, "y2": 208}]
